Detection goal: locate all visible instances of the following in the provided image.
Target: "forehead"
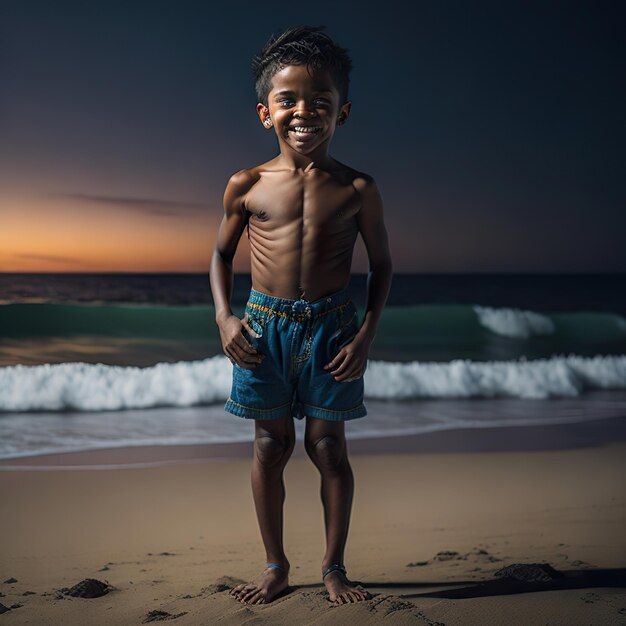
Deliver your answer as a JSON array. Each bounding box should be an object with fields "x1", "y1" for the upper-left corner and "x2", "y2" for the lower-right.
[{"x1": 269, "y1": 64, "x2": 338, "y2": 96}]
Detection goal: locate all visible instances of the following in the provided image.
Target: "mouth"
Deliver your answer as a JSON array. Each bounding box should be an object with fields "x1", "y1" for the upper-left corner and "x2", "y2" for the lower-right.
[{"x1": 287, "y1": 125, "x2": 323, "y2": 135}]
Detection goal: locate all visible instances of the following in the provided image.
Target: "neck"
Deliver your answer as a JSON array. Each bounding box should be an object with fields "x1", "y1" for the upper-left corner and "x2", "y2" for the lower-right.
[{"x1": 277, "y1": 143, "x2": 335, "y2": 172}]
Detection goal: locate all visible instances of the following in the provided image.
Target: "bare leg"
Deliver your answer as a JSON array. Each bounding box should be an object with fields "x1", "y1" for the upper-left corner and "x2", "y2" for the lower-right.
[
  {"x1": 304, "y1": 417, "x2": 371, "y2": 604},
  {"x1": 230, "y1": 415, "x2": 295, "y2": 604}
]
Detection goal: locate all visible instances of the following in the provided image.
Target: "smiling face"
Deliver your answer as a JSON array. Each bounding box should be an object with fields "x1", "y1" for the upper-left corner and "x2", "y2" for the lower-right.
[{"x1": 257, "y1": 64, "x2": 351, "y2": 159}]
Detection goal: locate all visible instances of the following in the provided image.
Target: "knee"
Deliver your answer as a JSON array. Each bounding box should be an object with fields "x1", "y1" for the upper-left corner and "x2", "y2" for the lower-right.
[
  {"x1": 254, "y1": 435, "x2": 293, "y2": 468},
  {"x1": 306, "y1": 435, "x2": 345, "y2": 471}
]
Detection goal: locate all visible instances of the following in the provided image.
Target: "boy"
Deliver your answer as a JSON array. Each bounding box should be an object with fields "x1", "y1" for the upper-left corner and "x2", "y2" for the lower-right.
[{"x1": 210, "y1": 25, "x2": 392, "y2": 605}]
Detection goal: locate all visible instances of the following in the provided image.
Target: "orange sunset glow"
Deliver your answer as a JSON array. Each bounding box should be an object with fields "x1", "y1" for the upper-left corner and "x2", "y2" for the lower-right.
[{"x1": 0, "y1": 192, "x2": 372, "y2": 273}]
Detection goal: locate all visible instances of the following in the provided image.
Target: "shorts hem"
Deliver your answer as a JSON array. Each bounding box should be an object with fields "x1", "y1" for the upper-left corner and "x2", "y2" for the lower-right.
[
  {"x1": 301, "y1": 402, "x2": 367, "y2": 421},
  {"x1": 224, "y1": 397, "x2": 292, "y2": 420}
]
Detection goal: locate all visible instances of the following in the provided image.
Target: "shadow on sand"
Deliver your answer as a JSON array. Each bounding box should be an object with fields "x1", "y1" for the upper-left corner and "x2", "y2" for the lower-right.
[{"x1": 392, "y1": 567, "x2": 626, "y2": 599}]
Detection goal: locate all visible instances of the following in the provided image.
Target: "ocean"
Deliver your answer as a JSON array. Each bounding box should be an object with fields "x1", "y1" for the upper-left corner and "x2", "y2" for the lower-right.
[{"x1": 1, "y1": 272, "x2": 625, "y2": 460}]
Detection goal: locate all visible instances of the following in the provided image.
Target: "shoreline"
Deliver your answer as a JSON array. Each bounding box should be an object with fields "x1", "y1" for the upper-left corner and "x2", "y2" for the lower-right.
[{"x1": 2, "y1": 413, "x2": 626, "y2": 470}]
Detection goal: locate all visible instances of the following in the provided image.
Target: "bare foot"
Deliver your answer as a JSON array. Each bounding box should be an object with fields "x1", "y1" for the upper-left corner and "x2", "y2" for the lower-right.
[
  {"x1": 229, "y1": 565, "x2": 289, "y2": 605},
  {"x1": 323, "y1": 568, "x2": 371, "y2": 604}
]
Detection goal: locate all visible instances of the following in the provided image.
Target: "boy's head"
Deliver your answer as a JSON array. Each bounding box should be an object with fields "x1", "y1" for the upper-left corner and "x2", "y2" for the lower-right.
[{"x1": 252, "y1": 25, "x2": 353, "y2": 108}]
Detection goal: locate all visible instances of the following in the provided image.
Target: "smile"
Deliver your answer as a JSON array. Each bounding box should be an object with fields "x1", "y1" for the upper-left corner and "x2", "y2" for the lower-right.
[{"x1": 288, "y1": 126, "x2": 322, "y2": 134}]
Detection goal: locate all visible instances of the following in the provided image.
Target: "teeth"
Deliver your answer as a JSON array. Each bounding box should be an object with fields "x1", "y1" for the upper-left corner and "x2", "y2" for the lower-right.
[{"x1": 292, "y1": 126, "x2": 320, "y2": 133}]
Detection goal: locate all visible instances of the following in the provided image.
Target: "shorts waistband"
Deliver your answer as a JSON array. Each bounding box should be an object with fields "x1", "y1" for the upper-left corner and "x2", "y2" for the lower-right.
[{"x1": 246, "y1": 287, "x2": 353, "y2": 321}]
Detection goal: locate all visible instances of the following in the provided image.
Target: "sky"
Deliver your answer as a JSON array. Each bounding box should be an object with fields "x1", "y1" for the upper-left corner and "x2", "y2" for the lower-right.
[{"x1": 0, "y1": 0, "x2": 624, "y2": 273}]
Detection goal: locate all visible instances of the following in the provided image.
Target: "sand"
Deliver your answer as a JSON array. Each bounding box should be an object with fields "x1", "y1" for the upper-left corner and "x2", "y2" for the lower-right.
[{"x1": 1, "y1": 426, "x2": 626, "y2": 625}]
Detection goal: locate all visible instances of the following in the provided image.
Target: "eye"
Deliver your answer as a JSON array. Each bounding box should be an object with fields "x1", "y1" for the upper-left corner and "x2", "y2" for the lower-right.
[{"x1": 279, "y1": 99, "x2": 294, "y2": 107}]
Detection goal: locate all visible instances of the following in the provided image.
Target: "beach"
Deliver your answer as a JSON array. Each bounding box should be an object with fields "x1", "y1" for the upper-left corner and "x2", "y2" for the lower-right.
[{"x1": 2, "y1": 420, "x2": 625, "y2": 625}]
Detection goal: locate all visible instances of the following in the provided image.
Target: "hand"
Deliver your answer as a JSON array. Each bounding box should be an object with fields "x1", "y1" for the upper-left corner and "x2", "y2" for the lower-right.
[
  {"x1": 218, "y1": 313, "x2": 265, "y2": 369},
  {"x1": 323, "y1": 330, "x2": 371, "y2": 382}
]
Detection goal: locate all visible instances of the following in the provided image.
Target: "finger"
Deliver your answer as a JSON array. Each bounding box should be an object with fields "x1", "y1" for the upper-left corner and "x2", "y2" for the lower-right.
[
  {"x1": 234, "y1": 334, "x2": 262, "y2": 356},
  {"x1": 241, "y1": 315, "x2": 260, "y2": 339},
  {"x1": 239, "y1": 341, "x2": 265, "y2": 361},
  {"x1": 342, "y1": 369, "x2": 363, "y2": 382},
  {"x1": 324, "y1": 352, "x2": 342, "y2": 370},
  {"x1": 331, "y1": 356, "x2": 350, "y2": 376},
  {"x1": 328, "y1": 352, "x2": 347, "y2": 373},
  {"x1": 226, "y1": 347, "x2": 258, "y2": 369},
  {"x1": 334, "y1": 365, "x2": 358, "y2": 380},
  {"x1": 237, "y1": 329, "x2": 259, "y2": 353}
]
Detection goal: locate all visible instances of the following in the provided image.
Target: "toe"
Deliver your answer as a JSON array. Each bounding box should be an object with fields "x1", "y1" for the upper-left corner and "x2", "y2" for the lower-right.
[
  {"x1": 242, "y1": 588, "x2": 258, "y2": 603},
  {"x1": 249, "y1": 591, "x2": 263, "y2": 604}
]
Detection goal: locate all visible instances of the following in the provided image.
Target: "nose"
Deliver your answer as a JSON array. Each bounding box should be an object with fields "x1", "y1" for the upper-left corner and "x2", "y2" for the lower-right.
[{"x1": 294, "y1": 103, "x2": 317, "y2": 118}]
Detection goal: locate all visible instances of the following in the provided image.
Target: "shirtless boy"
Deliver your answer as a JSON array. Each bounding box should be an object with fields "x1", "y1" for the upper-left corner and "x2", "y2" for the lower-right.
[{"x1": 210, "y1": 25, "x2": 392, "y2": 605}]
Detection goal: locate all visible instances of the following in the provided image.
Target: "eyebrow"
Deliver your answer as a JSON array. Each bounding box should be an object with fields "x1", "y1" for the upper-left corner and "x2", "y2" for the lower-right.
[{"x1": 273, "y1": 89, "x2": 333, "y2": 97}]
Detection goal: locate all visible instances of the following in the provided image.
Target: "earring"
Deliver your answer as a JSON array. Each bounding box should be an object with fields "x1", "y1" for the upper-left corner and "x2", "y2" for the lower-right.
[{"x1": 264, "y1": 117, "x2": 272, "y2": 127}]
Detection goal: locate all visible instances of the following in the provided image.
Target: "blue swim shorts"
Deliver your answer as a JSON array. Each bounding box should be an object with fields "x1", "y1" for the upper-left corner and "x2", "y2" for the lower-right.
[{"x1": 224, "y1": 287, "x2": 367, "y2": 421}]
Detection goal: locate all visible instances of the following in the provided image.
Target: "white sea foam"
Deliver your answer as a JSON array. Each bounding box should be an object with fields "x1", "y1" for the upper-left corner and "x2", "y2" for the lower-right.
[
  {"x1": 365, "y1": 354, "x2": 626, "y2": 400},
  {"x1": 1, "y1": 354, "x2": 625, "y2": 411},
  {"x1": 473, "y1": 305, "x2": 555, "y2": 338}
]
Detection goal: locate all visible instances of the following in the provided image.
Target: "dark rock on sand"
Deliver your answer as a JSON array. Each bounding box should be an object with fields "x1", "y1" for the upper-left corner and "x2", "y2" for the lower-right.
[
  {"x1": 58, "y1": 578, "x2": 113, "y2": 598},
  {"x1": 494, "y1": 563, "x2": 564, "y2": 583},
  {"x1": 407, "y1": 561, "x2": 430, "y2": 566},
  {"x1": 10, "y1": 603, "x2": 23, "y2": 609},
  {"x1": 142, "y1": 609, "x2": 188, "y2": 622},
  {"x1": 0, "y1": 603, "x2": 9, "y2": 614},
  {"x1": 3, "y1": 577, "x2": 17, "y2": 584},
  {"x1": 433, "y1": 550, "x2": 460, "y2": 561},
  {"x1": 22, "y1": 591, "x2": 36, "y2": 595},
  {"x1": 428, "y1": 547, "x2": 502, "y2": 564},
  {"x1": 203, "y1": 575, "x2": 243, "y2": 595}
]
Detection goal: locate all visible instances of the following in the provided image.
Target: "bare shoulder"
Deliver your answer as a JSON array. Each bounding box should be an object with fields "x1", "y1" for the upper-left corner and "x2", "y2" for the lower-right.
[
  {"x1": 328, "y1": 161, "x2": 377, "y2": 192},
  {"x1": 334, "y1": 165, "x2": 381, "y2": 211},
  {"x1": 223, "y1": 166, "x2": 262, "y2": 215},
  {"x1": 225, "y1": 166, "x2": 261, "y2": 196},
  {"x1": 351, "y1": 171, "x2": 377, "y2": 195}
]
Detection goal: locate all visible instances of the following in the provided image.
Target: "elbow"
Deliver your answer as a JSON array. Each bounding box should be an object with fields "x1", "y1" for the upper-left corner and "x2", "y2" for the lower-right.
[{"x1": 212, "y1": 248, "x2": 234, "y2": 267}]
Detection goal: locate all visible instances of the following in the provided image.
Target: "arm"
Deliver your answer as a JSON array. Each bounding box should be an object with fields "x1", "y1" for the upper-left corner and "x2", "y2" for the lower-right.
[
  {"x1": 324, "y1": 175, "x2": 392, "y2": 380},
  {"x1": 210, "y1": 169, "x2": 253, "y2": 325},
  {"x1": 209, "y1": 169, "x2": 265, "y2": 369},
  {"x1": 354, "y1": 175, "x2": 393, "y2": 345}
]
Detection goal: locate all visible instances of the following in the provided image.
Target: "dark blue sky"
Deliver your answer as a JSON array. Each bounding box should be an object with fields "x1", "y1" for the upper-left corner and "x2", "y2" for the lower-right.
[{"x1": 0, "y1": 0, "x2": 624, "y2": 272}]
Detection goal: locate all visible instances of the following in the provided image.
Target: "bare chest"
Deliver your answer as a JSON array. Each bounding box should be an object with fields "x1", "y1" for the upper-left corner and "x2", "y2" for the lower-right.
[{"x1": 244, "y1": 171, "x2": 360, "y2": 227}]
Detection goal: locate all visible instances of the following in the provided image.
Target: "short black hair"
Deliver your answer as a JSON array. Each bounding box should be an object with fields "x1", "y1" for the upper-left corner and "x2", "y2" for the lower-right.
[{"x1": 251, "y1": 25, "x2": 353, "y2": 107}]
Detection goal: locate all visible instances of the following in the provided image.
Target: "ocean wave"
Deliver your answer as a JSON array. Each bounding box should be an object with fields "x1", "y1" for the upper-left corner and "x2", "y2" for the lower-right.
[
  {"x1": 473, "y1": 305, "x2": 555, "y2": 338},
  {"x1": 1, "y1": 354, "x2": 625, "y2": 412}
]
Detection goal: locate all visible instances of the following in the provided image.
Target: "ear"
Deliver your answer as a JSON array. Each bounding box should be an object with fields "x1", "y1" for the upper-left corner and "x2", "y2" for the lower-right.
[
  {"x1": 256, "y1": 102, "x2": 271, "y2": 127},
  {"x1": 337, "y1": 101, "x2": 352, "y2": 125}
]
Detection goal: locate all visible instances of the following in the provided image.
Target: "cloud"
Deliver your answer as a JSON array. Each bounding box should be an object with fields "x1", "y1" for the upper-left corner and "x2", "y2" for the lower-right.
[
  {"x1": 49, "y1": 193, "x2": 210, "y2": 217},
  {"x1": 15, "y1": 253, "x2": 95, "y2": 265}
]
